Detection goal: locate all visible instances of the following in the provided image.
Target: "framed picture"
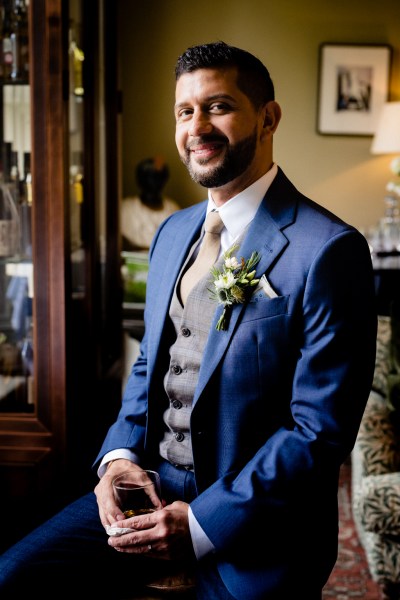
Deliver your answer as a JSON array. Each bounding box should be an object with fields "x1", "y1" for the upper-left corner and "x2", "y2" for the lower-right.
[{"x1": 317, "y1": 43, "x2": 392, "y2": 136}]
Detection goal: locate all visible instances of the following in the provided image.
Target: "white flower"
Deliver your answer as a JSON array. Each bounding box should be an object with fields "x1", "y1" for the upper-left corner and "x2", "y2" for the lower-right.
[
  {"x1": 214, "y1": 271, "x2": 236, "y2": 290},
  {"x1": 224, "y1": 256, "x2": 240, "y2": 269}
]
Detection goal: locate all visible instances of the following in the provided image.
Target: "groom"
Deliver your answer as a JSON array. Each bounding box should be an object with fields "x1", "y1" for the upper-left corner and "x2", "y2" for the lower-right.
[{"x1": 0, "y1": 41, "x2": 377, "y2": 600}]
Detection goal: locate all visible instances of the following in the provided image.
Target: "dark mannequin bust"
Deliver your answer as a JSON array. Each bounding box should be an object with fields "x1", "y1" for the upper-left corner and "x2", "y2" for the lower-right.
[
  {"x1": 121, "y1": 156, "x2": 179, "y2": 251},
  {"x1": 137, "y1": 156, "x2": 169, "y2": 210}
]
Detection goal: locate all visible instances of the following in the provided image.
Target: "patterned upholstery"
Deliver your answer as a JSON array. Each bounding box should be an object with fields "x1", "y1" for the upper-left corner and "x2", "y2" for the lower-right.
[
  {"x1": 358, "y1": 473, "x2": 400, "y2": 535},
  {"x1": 356, "y1": 391, "x2": 400, "y2": 477},
  {"x1": 371, "y1": 315, "x2": 391, "y2": 398},
  {"x1": 352, "y1": 316, "x2": 400, "y2": 598}
]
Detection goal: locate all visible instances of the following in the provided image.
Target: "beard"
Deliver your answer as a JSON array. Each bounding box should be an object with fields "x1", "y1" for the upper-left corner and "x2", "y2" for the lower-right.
[{"x1": 181, "y1": 128, "x2": 258, "y2": 188}]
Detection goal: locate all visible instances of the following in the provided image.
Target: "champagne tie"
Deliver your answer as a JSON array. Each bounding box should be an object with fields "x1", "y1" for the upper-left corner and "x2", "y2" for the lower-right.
[{"x1": 180, "y1": 211, "x2": 224, "y2": 305}]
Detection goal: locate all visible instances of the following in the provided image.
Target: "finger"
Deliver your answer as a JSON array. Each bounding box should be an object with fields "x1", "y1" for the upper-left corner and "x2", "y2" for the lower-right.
[
  {"x1": 95, "y1": 478, "x2": 125, "y2": 525},
  {"x1": 108, "y1": 533, "x2": 155, "y2": 555},
  {"x1": 121, "y1": 511, "x2": 159, "y2": 531},
  {"x1": 107, "y1": 510, "x2": 126, "y2": 525},
  {"x1": 98, "y1": 498, "x2": 125, "y2": 526},
  {"x1": 144, "y1": 482, "x2": 163, "y2": 510},
  {"x1": 98, "y1": 498, "x2": 125, "y2": 528}
]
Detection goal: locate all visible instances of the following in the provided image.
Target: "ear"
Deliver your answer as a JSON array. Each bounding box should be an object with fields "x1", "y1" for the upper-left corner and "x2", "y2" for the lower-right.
[{"x1": 261, "y1": 101, "x2": 282, "y2": 136}]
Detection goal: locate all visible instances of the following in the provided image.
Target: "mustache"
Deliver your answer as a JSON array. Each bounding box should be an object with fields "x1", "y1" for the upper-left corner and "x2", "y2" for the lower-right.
[{"x1": 186, "y1": 134, "x2": 228, "y2": 150}]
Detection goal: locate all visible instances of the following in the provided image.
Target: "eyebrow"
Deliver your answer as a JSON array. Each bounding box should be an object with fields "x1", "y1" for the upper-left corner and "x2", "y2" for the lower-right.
[{"x1": 174, "y1": 93, "x2": 237, "y2": 111}]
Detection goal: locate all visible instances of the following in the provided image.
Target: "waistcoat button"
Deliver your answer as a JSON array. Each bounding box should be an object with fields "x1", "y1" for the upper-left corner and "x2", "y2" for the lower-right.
[
  {"x1": 172, "y1": 400, "x2": 182, "y2": 409},
  {"x1": 171, "y1": 364, "x2": 182, "y2": 375},
  {"x1": 175, "y1": 432, "x2": 184, "y2": 442},
  {"x1": 181, "y1": 327, "x2": 191, "y2": 337}
]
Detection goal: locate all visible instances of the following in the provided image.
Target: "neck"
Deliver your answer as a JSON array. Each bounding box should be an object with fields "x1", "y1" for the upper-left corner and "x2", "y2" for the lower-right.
[{"x1": 210, "y1": 160, "x2": 274, "y2": 206}]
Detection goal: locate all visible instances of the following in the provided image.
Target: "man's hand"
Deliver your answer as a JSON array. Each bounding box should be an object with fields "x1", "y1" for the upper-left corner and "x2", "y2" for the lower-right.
[
  {"x1": 107, "y1": 500, "x2": 195, "y2": 561},
  {"x1": 94, "y1": 459, "x2": 143, "y2": 528}
]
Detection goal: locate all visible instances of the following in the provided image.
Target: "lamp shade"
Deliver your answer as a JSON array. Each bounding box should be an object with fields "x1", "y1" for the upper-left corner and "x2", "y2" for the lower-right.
[{"x1": 371, "y1": 101, "x2": 400, "y2": 154}]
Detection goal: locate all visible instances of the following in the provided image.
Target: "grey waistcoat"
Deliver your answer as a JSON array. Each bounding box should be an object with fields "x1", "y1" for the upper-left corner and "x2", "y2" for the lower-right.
[
  {"x1": 159, "y1": 268, "x2": 219, "y2": 468},
  {"x1": 159, "y1": 228, "x2": 247, "y2": 468}
]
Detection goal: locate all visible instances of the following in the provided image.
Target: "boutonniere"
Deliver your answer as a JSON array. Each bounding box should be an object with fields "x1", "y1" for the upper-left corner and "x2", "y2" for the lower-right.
[{"x1": 209, "y1": 244, "x2": 261, "y2": 331}]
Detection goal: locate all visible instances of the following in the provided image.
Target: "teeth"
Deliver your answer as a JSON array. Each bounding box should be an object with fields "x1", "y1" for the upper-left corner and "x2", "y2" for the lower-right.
[{"x1": 193, "y1": 145, "x2": 218, "y2": 153}]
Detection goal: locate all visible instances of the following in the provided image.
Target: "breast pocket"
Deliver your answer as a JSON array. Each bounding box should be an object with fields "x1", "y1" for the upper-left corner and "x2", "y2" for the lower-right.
[{"x1": 240, "y1": 295, "x2": 290, "y2": 323}]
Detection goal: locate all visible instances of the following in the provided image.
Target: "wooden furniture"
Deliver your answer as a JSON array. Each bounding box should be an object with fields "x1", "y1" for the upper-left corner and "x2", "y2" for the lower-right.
[{"x1": 0, "y1": 0, "x2": 124, "y2": 551}]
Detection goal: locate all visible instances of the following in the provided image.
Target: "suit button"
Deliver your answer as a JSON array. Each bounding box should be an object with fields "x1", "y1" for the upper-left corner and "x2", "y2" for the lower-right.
[
  {"x1": 172, "y1": 400, "x2": 182, "y2": 409},
  {"x1": 171, "y1": 364, "x2": 182, "y2": 375},
  {"x1": 175, "y1": 432, "x2": 184, "y2": 442},
  {"x1": 181, "y1": 327, "x2": 191, "y2": 337}
]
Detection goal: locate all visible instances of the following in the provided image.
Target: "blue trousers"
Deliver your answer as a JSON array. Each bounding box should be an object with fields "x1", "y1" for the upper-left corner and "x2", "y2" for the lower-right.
[{"x1": 0, "y1": 460, "x2": 235, "y2": 599}]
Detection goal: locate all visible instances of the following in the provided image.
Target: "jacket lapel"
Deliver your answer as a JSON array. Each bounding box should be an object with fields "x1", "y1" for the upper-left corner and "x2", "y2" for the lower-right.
[
  {"x1": 147, "y1": 201, "x2": 207, "y2": 374},
  {"x1": 194, "y1": 169, "x2": 298, "y2": 403}
]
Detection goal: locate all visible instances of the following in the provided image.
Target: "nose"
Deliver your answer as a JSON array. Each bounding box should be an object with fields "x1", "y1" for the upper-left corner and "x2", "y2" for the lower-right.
[{"x1": 188, "y1": 110, "x2": 213, "y2": 136}]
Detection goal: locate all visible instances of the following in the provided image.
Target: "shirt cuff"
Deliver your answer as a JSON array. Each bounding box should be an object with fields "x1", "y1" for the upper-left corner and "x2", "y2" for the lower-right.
[
  {"x1": 97, "y1": 449, "x2": 140, "y2": 478},
  {"x1": 188, "y1": 506, "x2": 215, "y2": 559}
]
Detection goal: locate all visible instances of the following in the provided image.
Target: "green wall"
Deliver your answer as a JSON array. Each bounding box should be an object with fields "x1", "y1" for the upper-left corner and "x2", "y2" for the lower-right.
[{"x1": 117, "y1": 0, "x2": 400, "y2": 231}]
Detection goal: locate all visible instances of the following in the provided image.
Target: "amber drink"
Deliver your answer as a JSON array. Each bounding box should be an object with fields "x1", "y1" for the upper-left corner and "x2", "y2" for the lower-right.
[{"x1": 112, "y1": 470, "x2": 162, "y2": 517}]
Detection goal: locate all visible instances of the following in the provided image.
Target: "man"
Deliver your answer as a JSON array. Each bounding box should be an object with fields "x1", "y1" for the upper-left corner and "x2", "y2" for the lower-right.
[{"x1": 0, "y1": 41, "x2": 377, "y2": 599}]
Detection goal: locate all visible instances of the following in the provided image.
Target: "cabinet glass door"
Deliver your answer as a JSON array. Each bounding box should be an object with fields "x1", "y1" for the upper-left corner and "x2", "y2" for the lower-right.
[
  {"x1": 68, "y1": 0, "x2": 85, "y2": 298},
  {"x1": 0, "y1": 0, "x2": 33, "y2": 413}
]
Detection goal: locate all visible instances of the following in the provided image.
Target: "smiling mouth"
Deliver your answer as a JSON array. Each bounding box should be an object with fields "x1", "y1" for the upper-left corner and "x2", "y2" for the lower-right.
[{"x1": 188, "y1": 141, "x2": 224, "y2": 161}]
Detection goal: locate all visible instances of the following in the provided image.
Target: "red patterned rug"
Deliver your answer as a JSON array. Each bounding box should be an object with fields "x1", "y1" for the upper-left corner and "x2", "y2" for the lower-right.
[{"x1": 322, "y1": 461, "x2": 381, "y2": 599}]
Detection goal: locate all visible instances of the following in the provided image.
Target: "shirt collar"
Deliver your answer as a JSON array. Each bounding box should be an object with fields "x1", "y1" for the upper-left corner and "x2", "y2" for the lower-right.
[{"x1": 207, "y1": 163, "x2": 278, "y2": 240}]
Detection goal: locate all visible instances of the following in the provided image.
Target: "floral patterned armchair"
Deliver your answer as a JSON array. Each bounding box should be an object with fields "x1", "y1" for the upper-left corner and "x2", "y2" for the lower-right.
[{"x1": 352, "y1": 312, "x2": 400, "y2": 600}]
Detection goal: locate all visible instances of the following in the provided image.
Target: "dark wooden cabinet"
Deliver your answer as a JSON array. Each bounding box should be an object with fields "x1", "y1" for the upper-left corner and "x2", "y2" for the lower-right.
[{"x1": 0, "y1": 0, "x2": 123, "y2": 550}]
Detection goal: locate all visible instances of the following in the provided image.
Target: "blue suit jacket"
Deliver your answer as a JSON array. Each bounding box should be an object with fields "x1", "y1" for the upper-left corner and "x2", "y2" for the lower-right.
[{"x1": 95, "y1": 168, "x2": 377, "y2": 599}]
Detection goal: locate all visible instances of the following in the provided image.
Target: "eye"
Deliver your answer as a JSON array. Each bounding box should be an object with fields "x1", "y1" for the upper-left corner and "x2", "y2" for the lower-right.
[
  {"x1": 176, "y1": 107, "x2": 193, "y2": 121},
  {"x1": 209, "y1": 102, "x2": 232, "y2": 113}
]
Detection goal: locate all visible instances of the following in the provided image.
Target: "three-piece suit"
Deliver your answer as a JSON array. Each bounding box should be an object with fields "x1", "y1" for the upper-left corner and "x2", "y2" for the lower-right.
[{"x1": 95, "y1": 167, "x2": 377, "y2": 599}]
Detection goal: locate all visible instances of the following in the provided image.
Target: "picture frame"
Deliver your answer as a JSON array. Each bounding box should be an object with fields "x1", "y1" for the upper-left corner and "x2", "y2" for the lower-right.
[{"x1": 317, "y1": 43, "x2": 392, "y2": 136}]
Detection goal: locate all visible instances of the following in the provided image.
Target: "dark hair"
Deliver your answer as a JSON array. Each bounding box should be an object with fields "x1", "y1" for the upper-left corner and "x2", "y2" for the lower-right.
[{"x1": 175, "y1": 41, "x2": 275, "y2": 109}]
